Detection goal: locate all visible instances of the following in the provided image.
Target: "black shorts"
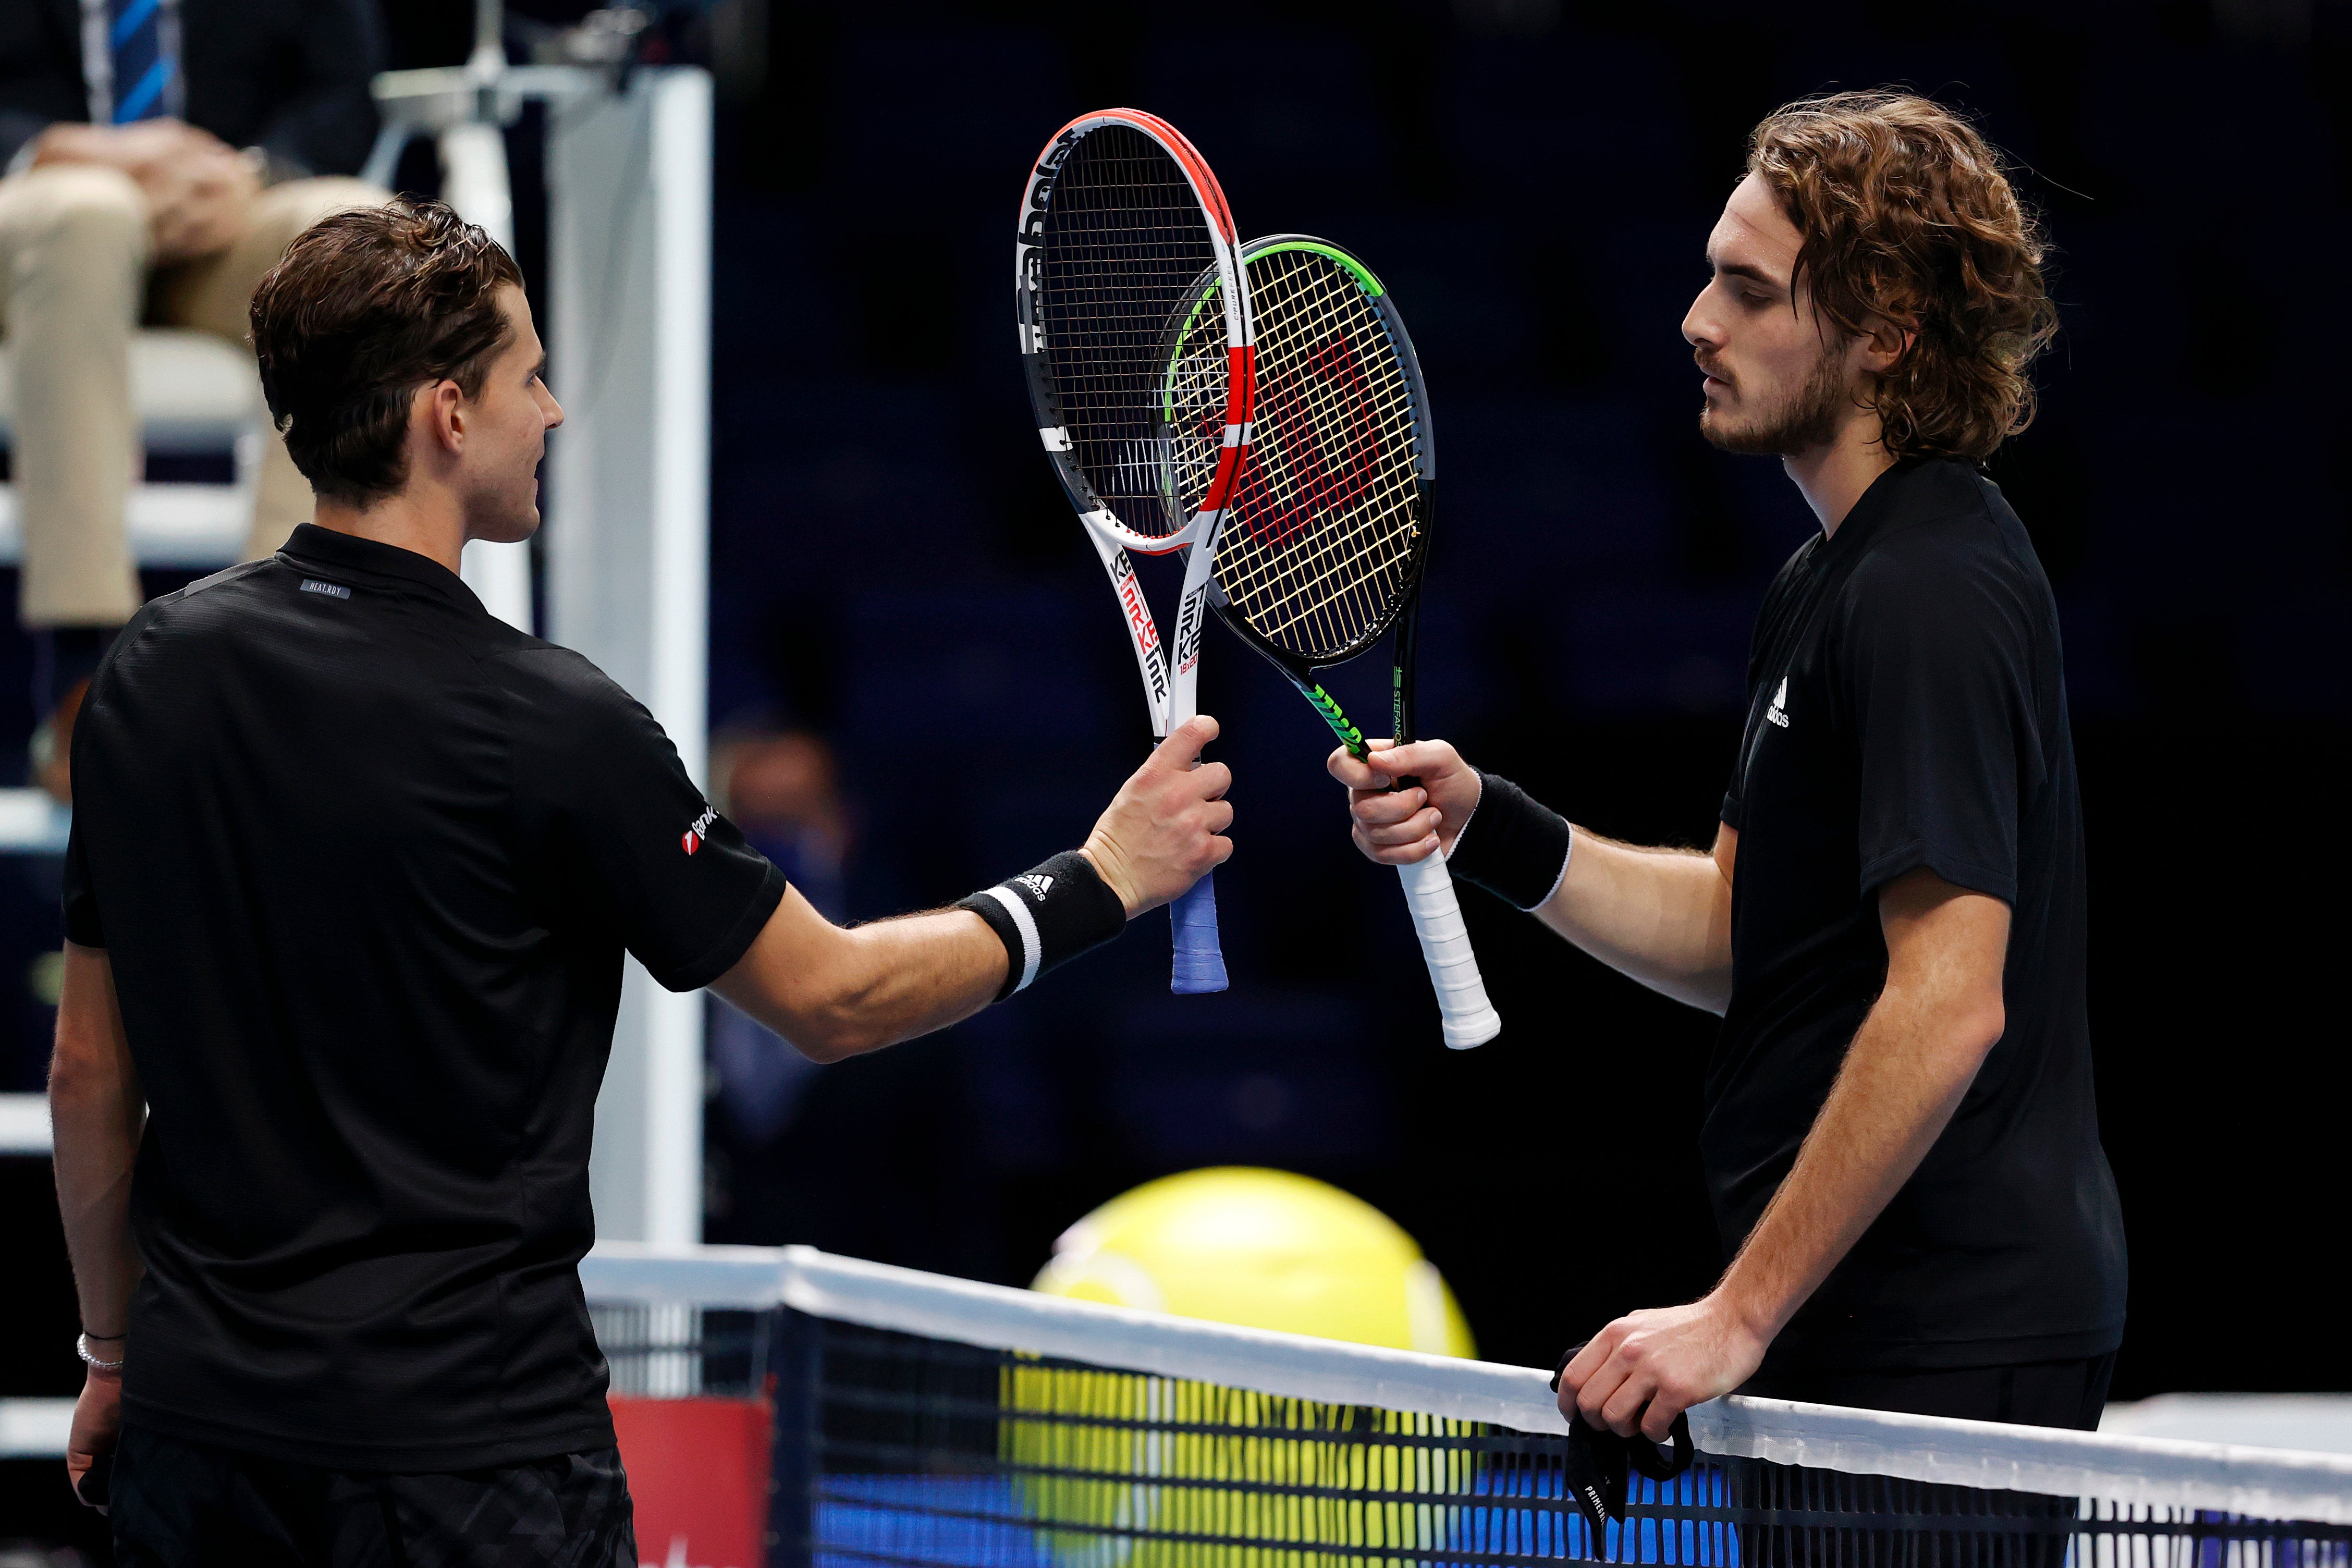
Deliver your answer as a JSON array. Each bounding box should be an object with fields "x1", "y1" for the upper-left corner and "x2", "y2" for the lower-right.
[{"x1": 110, "y1": 1425, "x2": 636, "y2": 1568}]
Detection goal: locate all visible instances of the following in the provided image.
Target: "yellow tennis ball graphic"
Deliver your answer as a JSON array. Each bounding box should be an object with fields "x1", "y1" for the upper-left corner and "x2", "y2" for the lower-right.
[{"x1": 1008, "y1": 1169, "x2": 1478, "y2": 1568}]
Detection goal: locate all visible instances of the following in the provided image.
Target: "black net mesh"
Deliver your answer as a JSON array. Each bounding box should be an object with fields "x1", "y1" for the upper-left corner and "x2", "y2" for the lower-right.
[{"x1": 589, "y1": 1306, "x2": 2352, "y2": 1568}]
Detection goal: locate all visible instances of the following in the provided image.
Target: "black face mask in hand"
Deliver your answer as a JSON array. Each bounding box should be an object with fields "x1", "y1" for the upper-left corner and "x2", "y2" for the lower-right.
[
  {"x1": 76, "y1": 1447, "x2": 113, "y2": 1511},
  {"x1": 1549, "y1": 1343, "x2": 1695, "y2": 1542}
]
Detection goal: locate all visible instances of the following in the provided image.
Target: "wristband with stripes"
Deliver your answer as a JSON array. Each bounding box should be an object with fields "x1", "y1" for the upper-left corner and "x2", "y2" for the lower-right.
[
  {"x1": 957, "y1": 851, "x2": 1126, "y2": 1002},
  {"x1": 1446, "y1": 772, "x2": 1572, "y2": 911}
]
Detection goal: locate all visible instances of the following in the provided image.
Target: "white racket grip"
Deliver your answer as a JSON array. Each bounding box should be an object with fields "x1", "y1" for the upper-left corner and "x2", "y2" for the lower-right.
[{"x1": 1396, "y1": 853, "x2": 1502, "y2": 1050}]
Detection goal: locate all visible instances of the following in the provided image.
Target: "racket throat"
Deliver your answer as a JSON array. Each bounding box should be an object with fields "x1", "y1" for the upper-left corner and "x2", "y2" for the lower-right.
[{"x1": 1295, "y1": 678, "x2": 1367, "y2": 757}]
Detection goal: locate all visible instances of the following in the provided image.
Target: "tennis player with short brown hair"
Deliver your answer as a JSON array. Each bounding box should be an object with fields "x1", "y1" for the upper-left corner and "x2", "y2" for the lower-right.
[
  {"x1": 1335, "y1": 91, "x2": 2124, "y2": 1434},
  {"x1": 48, "y1": 198, "x2": 1233, "y2": 1562}
]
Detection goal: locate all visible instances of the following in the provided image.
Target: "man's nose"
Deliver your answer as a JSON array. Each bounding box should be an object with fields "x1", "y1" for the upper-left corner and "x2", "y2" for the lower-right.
[{"x1": 1682, "y1": 290, "x2": 1717, "y2": 348}]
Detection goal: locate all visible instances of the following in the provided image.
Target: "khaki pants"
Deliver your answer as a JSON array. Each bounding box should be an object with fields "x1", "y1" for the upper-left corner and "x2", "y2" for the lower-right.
[{"x1": 0, "y1": 165, "x2": 386, "y2": 627}]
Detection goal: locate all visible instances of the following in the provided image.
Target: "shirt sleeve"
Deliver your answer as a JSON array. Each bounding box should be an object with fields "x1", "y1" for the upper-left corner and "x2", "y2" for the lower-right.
[
  {"x1": 62, "y1": 817, "x2": 104, "y2": 948},
  {"x1": 510, "y1": 650, "x2": 788, "y2": 991},
  {"x1": 1837, "y1": 546, "x2": 2046, "y2": 905}
]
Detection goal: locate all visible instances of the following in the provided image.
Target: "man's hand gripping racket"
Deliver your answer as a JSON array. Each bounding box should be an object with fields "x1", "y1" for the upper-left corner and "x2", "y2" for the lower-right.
[{"x1": 1329, "y1": 734, "x2": 1501, "y2": 1050}]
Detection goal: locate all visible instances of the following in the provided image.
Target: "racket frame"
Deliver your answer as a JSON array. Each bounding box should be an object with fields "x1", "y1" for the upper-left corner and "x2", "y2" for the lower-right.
[
  {"x1": 1014, "y1": 109, "x2": 1255, "y2": 994},
  {"x1": 1203, "y1": 235, "x2": 1500, "y2": 1048},
  {"x1": 1015, "y1": 109, "x2": 1257, "y2": 741},
  {"x1": 1203, "y1": 237, "x2": 1435, "y2": 741}
]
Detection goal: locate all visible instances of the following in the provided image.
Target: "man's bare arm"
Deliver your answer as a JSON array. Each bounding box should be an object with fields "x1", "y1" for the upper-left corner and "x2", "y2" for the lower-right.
[
  {"x1": 710, "y1": 891, "x2": 1009, "y2": 1062},
  {"x1": 1558, "y1": 867, "x2": 2011, "y2": 1438},
  {"x1": 1529, "y1": 824, "x2": 1736, "y2": 1013},
  {"x1": 50, "y1": 942, "x2": 146, "y2": 1503},
  {"x1": 716, "y1": 715, "x2": 1234, "y2": 1062},
  {"x1": 1332, "y1": 739, "x2": 1736, "y2": 1012}
]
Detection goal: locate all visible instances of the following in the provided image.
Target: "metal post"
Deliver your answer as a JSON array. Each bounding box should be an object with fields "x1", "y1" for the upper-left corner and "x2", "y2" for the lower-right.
[
  {"x1": 546, "y1": 68, "x2": 713, "y2": 1246},
  {"x1": 445, "y1": 0, "x2": 535, "y2": 633}
]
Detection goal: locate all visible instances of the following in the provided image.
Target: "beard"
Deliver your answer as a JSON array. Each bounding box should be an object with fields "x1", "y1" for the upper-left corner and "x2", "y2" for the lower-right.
[{"x1": 1698, "y1": 343, "x2": 1851, "y2": 457}]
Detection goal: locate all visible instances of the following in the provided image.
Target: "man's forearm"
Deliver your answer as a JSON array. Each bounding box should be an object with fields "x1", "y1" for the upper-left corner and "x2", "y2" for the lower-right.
[
  {"x1": 1712, "y1": 981, "x2": 1997, "y2": 1341},
  {"x1": 1532, "y1": 830, "x2": 1734, "y2": 1012},
  {"x1": 785, "y1": 909, "x2": 1008, "y2": 1059},
  {"x1": 29, "y1": 124, "x2": 141, "y2": 173},
  {"x1": 50, "y1": 946, "x2": 145, "y2": 1340},
  {"x1": 716, "y1": 719, "x2": 1225, "y2": 1060},
  {"x1": 712, "y1": 887, "x2": 1008, "y2": 1063}
]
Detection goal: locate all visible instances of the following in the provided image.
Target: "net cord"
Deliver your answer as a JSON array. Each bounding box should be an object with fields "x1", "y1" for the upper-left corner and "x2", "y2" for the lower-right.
[{"x1": 580, "y1": 1242, "x2": 2352, "y2": 1525}]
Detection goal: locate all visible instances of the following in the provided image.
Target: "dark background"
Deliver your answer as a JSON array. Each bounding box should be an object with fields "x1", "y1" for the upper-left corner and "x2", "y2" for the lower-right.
[
  {"x1": 3, "y1": 0, "x2": 2346, "y2": 1546},
  {"x1": 677, "y1": 0, "x2": 2351, "y2": 1400}
]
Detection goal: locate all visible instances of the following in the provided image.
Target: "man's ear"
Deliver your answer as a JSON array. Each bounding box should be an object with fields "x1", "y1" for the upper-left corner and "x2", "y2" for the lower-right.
[
  {"x1": 1861, "y1": 317, "x2": 1917, "y2": 376},
  {"x1": 415, "y1": 378, "x2": 466, "y2": 456}
]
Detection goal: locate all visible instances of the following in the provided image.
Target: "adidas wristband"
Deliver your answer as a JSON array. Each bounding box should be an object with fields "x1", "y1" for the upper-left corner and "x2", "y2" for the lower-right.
[
  {"x1": 1446, "y1": 772, "x2": 1572, "y2": 911},
  {"x1": 956, "y1": 851, "x2": 1127, "y2": 1002}
]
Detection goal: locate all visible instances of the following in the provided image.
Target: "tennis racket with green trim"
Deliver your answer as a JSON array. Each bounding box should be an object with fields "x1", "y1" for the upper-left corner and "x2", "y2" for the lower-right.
[{"x1": 1183, "y1": 235, "x2": 1501, "y2": 1049}]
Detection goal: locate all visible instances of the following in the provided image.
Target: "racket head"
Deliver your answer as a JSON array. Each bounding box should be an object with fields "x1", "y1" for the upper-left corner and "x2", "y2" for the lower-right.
[
  {"x1": 1206, "y1": 235, "x2": 1436, "y2": 680},
  {"x1": 1015, "y1": 110, "x2": 1256, "y2": 557}
]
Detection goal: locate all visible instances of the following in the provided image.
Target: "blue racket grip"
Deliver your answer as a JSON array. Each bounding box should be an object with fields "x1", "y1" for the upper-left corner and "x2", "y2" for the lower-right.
[{"x1": 1169, "y1": 871, "x2": 1229, "y2": 994}]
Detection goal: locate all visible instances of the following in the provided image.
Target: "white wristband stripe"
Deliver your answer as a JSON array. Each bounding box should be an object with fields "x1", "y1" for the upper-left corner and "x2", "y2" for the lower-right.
[{"x1": 978, "y1": 886, "x2": 1043, "y2": 993}]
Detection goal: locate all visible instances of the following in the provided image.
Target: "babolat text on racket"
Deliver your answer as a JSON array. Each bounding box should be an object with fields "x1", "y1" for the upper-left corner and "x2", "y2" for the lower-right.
[
  {"x1": 1015, "y1": 109, "x2": 1255, "y2": 995},
  {"x1": 1195, "y1": 235, "x2": 1500, "y2": 1048}
]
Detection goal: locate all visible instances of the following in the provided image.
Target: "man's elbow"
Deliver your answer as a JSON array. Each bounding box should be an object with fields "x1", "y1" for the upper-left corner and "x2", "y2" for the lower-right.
[
  {"x1": 1946, "y1": 996, "x2": 2006, "y2": 1068},
  {"x1": 722, "y1": 991, "x2": 873, "y2": 1065},
  {"x1": 764, "y1": 967, "x2": 896, "y2": 1063},
  {"x1": 47, "y1": 1035, "x2": 126, "y2": 1106},
  {"x1": 786, "y1": 1017, "x2": 876, "y2": 1065}
]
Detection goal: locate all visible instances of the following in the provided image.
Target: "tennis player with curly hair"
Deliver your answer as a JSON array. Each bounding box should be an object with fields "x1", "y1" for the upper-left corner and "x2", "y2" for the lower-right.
[{"x1": 1334, "y1": 91, "x2": 2124, "y2": 1434}]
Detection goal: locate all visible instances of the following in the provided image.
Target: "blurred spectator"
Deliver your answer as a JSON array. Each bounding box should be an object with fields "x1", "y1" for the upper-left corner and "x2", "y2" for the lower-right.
[
  {"x1": 707, "y1": 728, "x2": 850, "y2": 1143},
  {"x1": 0, "y1": 0, "x2": 388, "y2": 798}
]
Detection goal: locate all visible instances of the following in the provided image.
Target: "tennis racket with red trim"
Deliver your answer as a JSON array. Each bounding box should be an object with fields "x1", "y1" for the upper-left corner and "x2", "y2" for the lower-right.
[{"x1": 1015, "y1": 109, "x2": 1255, "y2": 995}]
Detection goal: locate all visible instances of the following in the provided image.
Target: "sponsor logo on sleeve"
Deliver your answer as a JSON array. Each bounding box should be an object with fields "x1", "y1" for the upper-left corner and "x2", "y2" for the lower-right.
[
  {"x1": 682, "y1": 805, "x2": 718, "y2": 855},
  {"x1": 1765, "y1": 676, "x2": 1792, "y2": 729}
]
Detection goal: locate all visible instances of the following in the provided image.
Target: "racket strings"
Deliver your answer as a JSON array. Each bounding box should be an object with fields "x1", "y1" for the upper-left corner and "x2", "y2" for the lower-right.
[
  {"x1": 1036, "y1": 127, "x2": 1228, "y2": 540},
  {"x1": 1215, "y1": 251, "x2": 1424, "y2": 660}
]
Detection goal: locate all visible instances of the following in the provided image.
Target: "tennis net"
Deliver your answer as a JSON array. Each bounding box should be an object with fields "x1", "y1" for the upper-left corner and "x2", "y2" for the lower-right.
[{"x1": 581, "y1": 1244, "x2": 2352, "y2": 1568}]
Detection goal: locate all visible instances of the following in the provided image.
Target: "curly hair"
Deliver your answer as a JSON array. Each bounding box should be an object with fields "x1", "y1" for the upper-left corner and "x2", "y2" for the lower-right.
[
  {"x1": 1746, "y1": 91, "x2": 2056, "y2": 462},
  {"x1": 251, "y1": 199, "x2": 524, "y2": 506}
]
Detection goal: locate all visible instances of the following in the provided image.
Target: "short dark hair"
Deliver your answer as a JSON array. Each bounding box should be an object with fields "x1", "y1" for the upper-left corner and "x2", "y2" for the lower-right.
[
  {"x1": 250, "y1": 199, "x2": 524, "y2": 506},
  {"x1": 1746, "y1": 91, "x2": 2057, "y2": 463}
]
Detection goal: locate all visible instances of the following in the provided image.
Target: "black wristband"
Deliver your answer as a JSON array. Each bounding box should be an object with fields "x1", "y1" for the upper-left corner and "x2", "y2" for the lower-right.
[
  {"x1": 1446, "y1": 773, "x2": 1572, "y2": 911},
  {"x1": 956, "y1": 851, "x2": 1126, "y2": 1002}
]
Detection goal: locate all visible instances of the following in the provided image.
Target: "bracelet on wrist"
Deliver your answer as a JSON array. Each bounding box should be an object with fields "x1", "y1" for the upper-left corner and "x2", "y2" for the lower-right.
[
  {"x1": 1445, "y1": 771, "x2": 1572, "y2": 911},
  {"x1": 77, "y1": 1332, "x2": 126, "y2": 1373},
  {"x1": 955, "y1": 850, "x2": 1126, "y2": 1002}
]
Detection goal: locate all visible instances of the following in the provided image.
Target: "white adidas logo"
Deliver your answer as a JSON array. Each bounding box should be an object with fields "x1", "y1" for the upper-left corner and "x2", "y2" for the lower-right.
[
  {"x1": 1765, "y1": 676, "x2": 1792, "y2": 729},
  {"x1": 1015, "y1": 873, "x2": 1055, "y2": 900}
]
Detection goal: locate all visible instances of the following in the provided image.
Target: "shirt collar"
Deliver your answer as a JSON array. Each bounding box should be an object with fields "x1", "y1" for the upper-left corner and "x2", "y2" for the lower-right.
[
  {"x1": 1818, "y1": 457, "x2": 1936, "y2": 555},
  {"x1": 280, "y1": 523, "x2": 482, "y2": 609}
]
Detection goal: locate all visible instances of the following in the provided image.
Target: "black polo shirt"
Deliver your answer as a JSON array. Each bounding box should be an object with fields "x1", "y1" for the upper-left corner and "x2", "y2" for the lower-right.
[
  {"x1": 1715, "y1": 458, "x2": 2125, "y2": 1374},
  {"x1": 63, "y1": 524, "x2": 787, "y2": 1471}
]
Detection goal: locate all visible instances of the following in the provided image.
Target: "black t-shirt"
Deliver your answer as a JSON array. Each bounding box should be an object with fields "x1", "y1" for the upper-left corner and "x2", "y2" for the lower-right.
[
  {"x1": 1715, "y1": 458, "x2": 2125, "y2": 1373},
  {"x1": 63, "y1": 525, "x2": 787, "y2": 1471}
]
